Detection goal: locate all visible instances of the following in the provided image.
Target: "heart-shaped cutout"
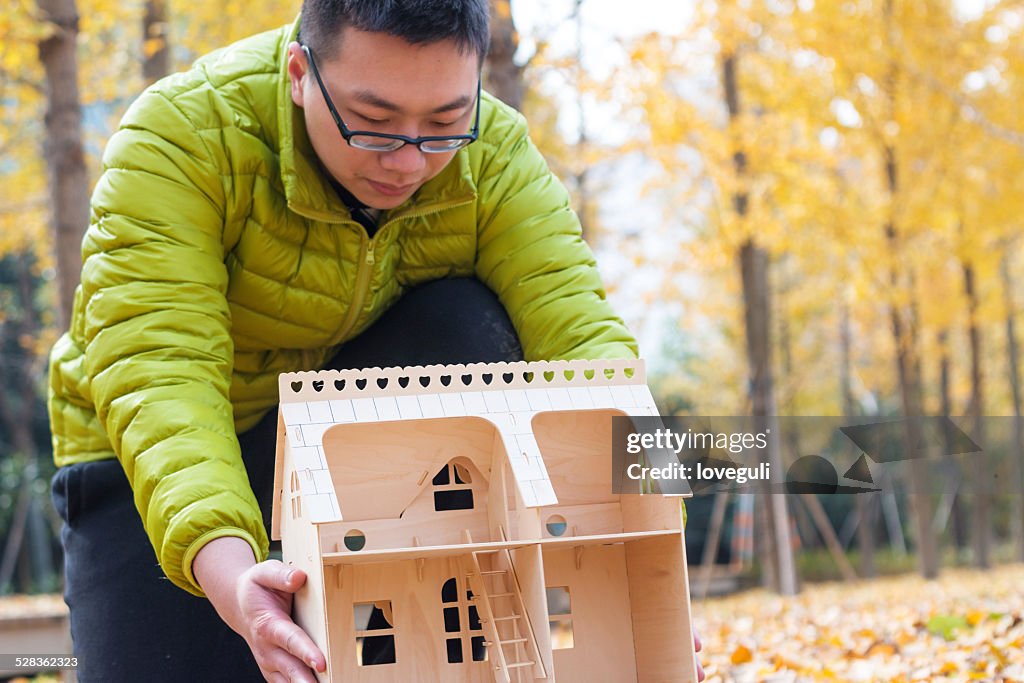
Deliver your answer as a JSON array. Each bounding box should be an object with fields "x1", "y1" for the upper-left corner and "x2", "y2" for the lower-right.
[
  {"x1": 523, "y1": 372, "x2": 535, "y2": 383},
  {"x1": 355, "y1": 378, "x2": 368, "y2": 390},
  {"x1": 377, "y1": 378, "x2": 388, "y2": 389},
  {"x1": 398, "y1": 376, "x2": 410, "y2": 388},
  {"x1": 604, "y1": 368, "x2": 615, "y2": 380},
  {"x1": 290, "y1": 381, "x2": 302, "y2": 392},
  {"x1": 440, "y1": 375, "x2": 452, "y2": 387},
  {"x1": 543, "y1": 371, "x2": 554, "y2": 382},
  {"x1": 482, "y1": 373, "x2": 493, "y2": 385},
  {"x1": 419, "y1": 376, "x2": 431, "y2": 388},
  {"x1": 334, "y1": 379, "x2": 346, "y2": 391},
  {"x1": 563, "y1": 370, "x2": 575, "y2": 381},
  {"x1": 624, "y1": 367, "x2": 635, "y2": 379},
  {"x1": 502, "y1": 372, "x2": 514, "y2": 384},
  {"x1": 461, "y1": 374, "x2": 473, "y2": 386},
  {"x1": 584, "y1": 369, "x2": 595, "y2": 380},
  {"x1": 312, "y1": 380, "x2": 324, "y2": 392}
]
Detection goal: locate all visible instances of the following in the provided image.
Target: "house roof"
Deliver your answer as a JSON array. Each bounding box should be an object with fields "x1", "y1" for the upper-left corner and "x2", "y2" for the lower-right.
[{"x1": 272, "y1": 359, "x2": 672, "y2": 527}]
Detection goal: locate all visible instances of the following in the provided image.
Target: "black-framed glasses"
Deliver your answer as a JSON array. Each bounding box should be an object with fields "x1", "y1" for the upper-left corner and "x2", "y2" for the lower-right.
[{"x1": 301, "y1": 44, "x2": 481, "y2": 154}]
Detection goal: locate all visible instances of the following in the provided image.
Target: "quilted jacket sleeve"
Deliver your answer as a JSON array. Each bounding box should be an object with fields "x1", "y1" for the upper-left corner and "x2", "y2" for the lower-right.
[
  {"x1": 76, "y1": 87, "x2": 267, "y2": 596},
  {"x1": 474, "y1": 109, "x2": 638, "y2": 361}
]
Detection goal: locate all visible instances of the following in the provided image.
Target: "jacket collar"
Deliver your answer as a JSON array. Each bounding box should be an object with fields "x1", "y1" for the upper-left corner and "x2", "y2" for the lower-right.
[{"x1": 276, "y1": 16, "x2": 476, "y2": 224}]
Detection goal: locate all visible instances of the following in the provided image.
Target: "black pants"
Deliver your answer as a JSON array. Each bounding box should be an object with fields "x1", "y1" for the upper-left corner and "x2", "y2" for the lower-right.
[{"x1": 52, "y1": 279, "x2": 523, "y2": 682}]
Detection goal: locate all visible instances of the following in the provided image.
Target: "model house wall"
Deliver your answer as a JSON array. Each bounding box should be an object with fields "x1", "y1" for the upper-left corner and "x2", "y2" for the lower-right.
[{"x1": 272, "y1": 359, "x2": 698, "y2": 682}]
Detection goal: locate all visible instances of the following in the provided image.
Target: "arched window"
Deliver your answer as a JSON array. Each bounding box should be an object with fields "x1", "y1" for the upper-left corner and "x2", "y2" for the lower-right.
[
  {"x1": 432, "y1": 460, "x2": 474, "y2": 511},
  {"x1": 440, "y1": 577, "x2": 485, "y2": 663}
]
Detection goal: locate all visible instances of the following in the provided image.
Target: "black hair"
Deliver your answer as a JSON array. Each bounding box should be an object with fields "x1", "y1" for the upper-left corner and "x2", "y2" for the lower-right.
[{"x1": 299, "y1": 0, "x2": 490, "y2": 63}]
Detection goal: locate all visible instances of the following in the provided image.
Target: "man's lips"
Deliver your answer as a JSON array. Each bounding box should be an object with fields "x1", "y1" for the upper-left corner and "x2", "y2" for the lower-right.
[{"x1": 367, "y1": 179, "x2": 416, "y2": 196}]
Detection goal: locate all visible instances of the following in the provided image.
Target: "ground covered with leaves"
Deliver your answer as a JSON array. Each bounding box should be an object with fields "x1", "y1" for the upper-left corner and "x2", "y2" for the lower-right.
[{"x1": 694, "y1": 564, "x2": 1024, "y2": 682}]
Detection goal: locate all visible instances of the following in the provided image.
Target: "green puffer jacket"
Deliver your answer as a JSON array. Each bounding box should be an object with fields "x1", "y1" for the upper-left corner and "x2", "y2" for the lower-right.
[{"x1": 47, "y1": 18, "x2": 637, "y2": 596}]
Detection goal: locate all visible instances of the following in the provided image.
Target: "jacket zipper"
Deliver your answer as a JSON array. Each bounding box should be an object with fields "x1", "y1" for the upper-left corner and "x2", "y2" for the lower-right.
[
  {"x1": 331, "y1": 232, "x2": 376, "y2": 345},
  {"x1": 329, "y1": 195, "x2": 474, "y2": 346}
]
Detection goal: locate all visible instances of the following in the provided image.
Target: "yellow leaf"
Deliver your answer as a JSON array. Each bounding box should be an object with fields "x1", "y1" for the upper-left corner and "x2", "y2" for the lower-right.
[
  {"x1": 988, "y1": 643, "x2": 1009, "y2": 667},
  {"x1": 865, "y1": 641, "x2": 898, "y2": 657},
  {"x1": 730, "y1": 644, "x2": 753, "y2": 664},
  {"x1": 772, "y1": 654, "x2": 801, "y2": 671},
  {"x1": 894, "y1": 630, "x2": 916, "y2": 645},
  {"x1": 143, "y1": 37, "x2": 164, "y2": 58}
]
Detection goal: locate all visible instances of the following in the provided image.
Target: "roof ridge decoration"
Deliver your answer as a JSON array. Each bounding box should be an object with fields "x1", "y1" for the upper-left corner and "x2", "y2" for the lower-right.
[{"x1": 279, "y1": 358, "x2": 646, "y2": 403}]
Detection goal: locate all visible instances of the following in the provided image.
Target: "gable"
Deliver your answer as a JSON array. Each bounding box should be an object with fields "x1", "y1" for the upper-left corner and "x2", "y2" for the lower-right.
[
  {"x1": 272, "y1": 359, "x2": 672, "y2": 531},
  {"x1": 321, "y1": 416, "x2": 497, "y2": 522}
]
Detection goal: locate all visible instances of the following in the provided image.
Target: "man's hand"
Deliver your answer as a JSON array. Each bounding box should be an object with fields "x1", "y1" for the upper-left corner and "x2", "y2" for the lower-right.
[
  {"x1": 194, "y1": 536, "x2": 326, "y2": 682},
  {"x1": 695, "y1": 629, "x2": 705, "y2": 681}
]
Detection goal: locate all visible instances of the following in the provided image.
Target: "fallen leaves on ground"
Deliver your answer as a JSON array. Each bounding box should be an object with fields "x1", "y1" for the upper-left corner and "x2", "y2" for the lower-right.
[
  {"x1": 694, "y1": 564, "x2": 1024, "y2": 682},
  {"x1": 0, "y1": 593, "x2": 66, "y2": 619}
]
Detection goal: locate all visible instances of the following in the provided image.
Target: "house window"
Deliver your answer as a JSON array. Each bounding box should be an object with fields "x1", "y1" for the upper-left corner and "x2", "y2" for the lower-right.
[
  {"x1": 344, "y1": 529, "x2": 366, "y2": 552},
  {"x1": 441, "y1": 577, "x2": 486, "y2": 663},
  {"x1": 547, "y1": 586, "x2": 574, "y2": 649},
  {"x1": 433, "y1": 461, "x2": 474, "y2": 511},
  {"x1": 354, "y1": 601, "x2": 396, "y2": 665},
  {"x1": 545, "y1": 514, "x2": 567, "y2": 537}
]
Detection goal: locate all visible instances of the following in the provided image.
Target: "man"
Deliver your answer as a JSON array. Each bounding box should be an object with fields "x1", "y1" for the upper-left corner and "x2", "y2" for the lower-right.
[{"x1": 48, "y1": 1, "x2": 701, "y2": 681}]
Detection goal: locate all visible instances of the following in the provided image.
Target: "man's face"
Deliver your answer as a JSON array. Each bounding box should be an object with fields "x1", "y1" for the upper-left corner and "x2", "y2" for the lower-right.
[{"x1": 287, "y1": 29, "x2": 480, "y2": 211}]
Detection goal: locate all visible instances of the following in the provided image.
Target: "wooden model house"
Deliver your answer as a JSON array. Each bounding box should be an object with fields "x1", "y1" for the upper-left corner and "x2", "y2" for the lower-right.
[{"x1": 272, "y1": 359, "x2": 698, "y2": 682}]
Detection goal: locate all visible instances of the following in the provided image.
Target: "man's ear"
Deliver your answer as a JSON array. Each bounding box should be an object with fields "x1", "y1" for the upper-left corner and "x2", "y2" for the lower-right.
[{"x1": 286, "y1": 41, "x2": 307, "y2": 108}]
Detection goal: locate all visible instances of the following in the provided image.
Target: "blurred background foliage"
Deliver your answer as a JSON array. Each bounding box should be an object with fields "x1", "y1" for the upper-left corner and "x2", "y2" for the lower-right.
[{"x1": 1, "y1": 0, "x2": 1024, "y2": 596}]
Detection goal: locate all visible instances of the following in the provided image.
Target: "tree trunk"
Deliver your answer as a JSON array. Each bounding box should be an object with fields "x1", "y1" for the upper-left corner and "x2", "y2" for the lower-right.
[
  {"x1": 842, "y1": 299, "x2": 877, "y2": 577},
  {"x1": 1002, "y1": 256, "x2": 1024, "y2": 563},
  {"x1": 936, "y1": 330, "x2": 967, "y2": 551},
  {"x1": 485, "y1": 0, "x2": 524, "y2": 111},
  {"x1": 142, "y1": 0, "x2": 170, "y2": 86},
  {"x1": 962, "y1": 261, "x2": 991, "y2": 568},
  {"x1": 778, "y1": 271, "x2": 811, "y2": 550},
  {"x1": 754, "y1": 492, "x2": 778, "y2": 590},
  {"x1": 724, "y1": 50, "x2": 797, "y2": 596},
  {"x1": 697, "y1": 491, "x2": 730, "y2": 600},
  {"x1": 881, "y1": 0, "x2": 938, "y2": 580},
  {"x1": 890, "y1": 300, "x2": 938, "y2": 578},
  {"x1": 885, "y1": 210, "x2": 937, "y2": 578},
  {"x1": 38, "y1": 0, "x2": 89, "y2": 329}
]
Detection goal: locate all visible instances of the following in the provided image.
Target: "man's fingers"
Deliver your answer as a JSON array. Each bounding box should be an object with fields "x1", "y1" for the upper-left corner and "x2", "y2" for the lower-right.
[
  {"x1": 255, "y1": 614, "x2": 326, "y2": 673},
  {"x1": 693, "y1": 629, "x2": 705, "y2": 681},
  {"x1": 250, "y1": 562, "x2": 306, "y2": 593},
  {"x1": 263, "y1": 649, "x2": 319, "y2": 683}
]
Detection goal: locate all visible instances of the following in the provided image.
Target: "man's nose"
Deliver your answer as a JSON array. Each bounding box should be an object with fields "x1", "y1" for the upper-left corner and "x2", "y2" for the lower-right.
[{"x1": 378, "y1": 142, "x2": 426, "y2": 175}]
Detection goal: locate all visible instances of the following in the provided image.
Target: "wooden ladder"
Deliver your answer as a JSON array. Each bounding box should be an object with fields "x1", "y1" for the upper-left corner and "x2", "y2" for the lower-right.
[{"x1": 461, "y1": 548, "x2": 547, "y2": 683}]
